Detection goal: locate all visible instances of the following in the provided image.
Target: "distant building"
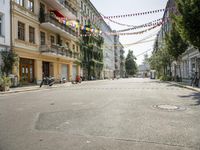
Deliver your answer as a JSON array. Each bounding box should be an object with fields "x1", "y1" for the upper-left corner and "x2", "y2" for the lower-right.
[
  {"x1": 138, "y1": 64, "x2": 150, "y2": 78},
  {"x1": 100, "y1": 22, "x2": 115, "y2": 79},
  {"x1": 114, "y1": 33, "x2": 121, "y2": 78},
  {"x1": 119, "y1": 43, "x2": 125, "y2": 78}
]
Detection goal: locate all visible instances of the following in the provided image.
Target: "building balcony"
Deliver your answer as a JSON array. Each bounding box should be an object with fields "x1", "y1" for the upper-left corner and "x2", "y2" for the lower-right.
[
  {"x1": 88, "y1": 44, "x2": 103, "y2": 52},
  {"x1": 40, "y1": 14, "x2": 78, "y2": 40},
  {"x1": 42, "y1": 0, "x2": 77, "y2": 20},
  {"x1": 90, "y1": 59, "x2": 103, "y2": 65},
  {"x1": 40, "y1": 44, "x2": 80, "y2": 60}
]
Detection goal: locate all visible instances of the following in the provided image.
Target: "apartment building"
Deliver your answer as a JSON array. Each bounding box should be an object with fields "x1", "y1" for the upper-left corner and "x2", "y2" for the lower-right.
[
  {"x1": 154, "y1": 0, "x2": 200, "y2": 85},
  {"x1": 11, "y1": 0, "x2": 80, "y2": 85},
  {"x1": 78, "y1": 0, "x2": 104, "y2": 80},
  {"x1": 0, "y1": 0, "x2": 11, "y2": 73}
]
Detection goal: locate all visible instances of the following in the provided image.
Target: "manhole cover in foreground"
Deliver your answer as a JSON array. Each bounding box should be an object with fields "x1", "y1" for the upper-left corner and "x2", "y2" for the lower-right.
[{"x1": 153, "y1": 104, "x2": 186, "y2": 111}]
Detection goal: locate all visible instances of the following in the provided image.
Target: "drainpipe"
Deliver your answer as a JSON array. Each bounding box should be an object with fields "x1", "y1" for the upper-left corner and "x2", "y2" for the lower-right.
[{"x1": 10, "y1": 0, "x2": 12, "y2": 52}]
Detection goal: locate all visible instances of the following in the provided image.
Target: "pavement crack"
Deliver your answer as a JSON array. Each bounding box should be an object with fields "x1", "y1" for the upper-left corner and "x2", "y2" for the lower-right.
[{"x1": 114, "y1": 138, "x2": 195, "y2": 149}]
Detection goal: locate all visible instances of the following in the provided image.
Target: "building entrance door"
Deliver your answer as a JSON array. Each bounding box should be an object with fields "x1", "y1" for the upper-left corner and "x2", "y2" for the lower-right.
[
  {"x1": 20, "y1": 58, "x2": 34, "y2": 83},
  {"x1": 42, "y1": 62, "x2": 50, "y2": 77}
]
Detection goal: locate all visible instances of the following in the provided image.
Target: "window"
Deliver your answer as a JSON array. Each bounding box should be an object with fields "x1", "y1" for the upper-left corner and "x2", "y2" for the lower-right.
[
  {"x1": 81, "y1": 16, "x2": 83, "y2": 25},
  {"x1": 0, "y1": 15, "x2": 2, "y2": 36},
  {"x1": 76, "y1": 45, "x2": 79, "y2": 52},
  {"x1": 87, "y1": 9, "x2": 89, "y2": 15},
  {"x1": 90, "y1": 12, "x2": 92, "y2": 20},
  {"x1": 50, "y1": 36, "x2": 55, "y2": 44},
  {"x1": 73, "y1": 44, "x2": 75, "y2": 50},
  {"x1": 65, "y1": 42, "x2": 69, "y2": 49},
  {"x1": 81, "y1": 1, "x2": 83, "y2": 10},
  {"x1": 29, "y1": 26, "x2": 35, "y2": 43},
  {"x1": 40, "y1": 32, "x2": 46, "y2": 45},
  {"x1": 84, "y1": 5, "x2": 86, "y2": 13},
  {"x1": 28, "y1": 0, "x2": 34, "y2": 12},
  {"x1": 16, "y1": 0, "x2": 24, "y2": 7},
  {"x1": 18, "y1": 21, "x2": 25, "y2": 41}
]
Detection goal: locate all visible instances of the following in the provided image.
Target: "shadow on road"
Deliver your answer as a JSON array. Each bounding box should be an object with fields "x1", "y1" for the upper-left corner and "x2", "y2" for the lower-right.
[{"x1": 179, "y1": 92, "x2": 200, "y2": 106}]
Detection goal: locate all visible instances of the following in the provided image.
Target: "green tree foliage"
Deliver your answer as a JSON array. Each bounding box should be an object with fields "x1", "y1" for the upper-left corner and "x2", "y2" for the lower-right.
[
  {"x1": 0, "y1": 50, "x2": 18, "y2": 76},
  {"x1": 125, "y1": 50, "x2": 137, "y2": 76},
  {"x1": 165, "y1": 23, "x2": 188, "y2": 80},
  {"x1": 165, "y1": 24, "x2": 188, "y2": 61},
  {"x1": 149, "y1": 47, "x2": 172, "y2": 78},
  {"x1": 174, "y1": 0, "x2": 200, "y2": 50}
]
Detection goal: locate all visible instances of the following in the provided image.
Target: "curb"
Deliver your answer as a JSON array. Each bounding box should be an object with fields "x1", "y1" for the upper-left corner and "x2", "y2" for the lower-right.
[
  {"x1": 0, "y1": 88, "x2": 41, "y2": 95},
  {"x1": 167, "y1": 81, "x2": 200, "y2": 93},
  {"x1": 0, "y1": 83, "x2": 72, "y2": 95}
]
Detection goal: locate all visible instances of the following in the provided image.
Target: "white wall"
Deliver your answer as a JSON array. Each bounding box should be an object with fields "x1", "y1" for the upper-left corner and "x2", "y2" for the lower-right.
[{"x1": 0, "y1": 0, "x2": 10, "y2": 50}]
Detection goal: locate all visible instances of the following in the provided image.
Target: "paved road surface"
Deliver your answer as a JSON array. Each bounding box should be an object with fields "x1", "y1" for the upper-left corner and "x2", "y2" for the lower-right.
[{"x1": 0, "y1": 78, "x2": 200, "y2": 150}]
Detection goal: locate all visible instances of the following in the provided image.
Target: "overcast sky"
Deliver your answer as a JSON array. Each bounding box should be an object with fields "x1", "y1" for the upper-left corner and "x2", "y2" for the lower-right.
[{"x1": 90, "y1": 0, "x2": 168, "y2": 65}]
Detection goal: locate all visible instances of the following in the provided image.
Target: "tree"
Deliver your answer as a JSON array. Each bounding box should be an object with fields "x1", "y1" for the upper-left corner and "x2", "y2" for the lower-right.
[
  {"x1": 125, "y1": 50, "x2": 137, "y2": 76},
  {"x1": 165, "y1": 24, "x2": 188, "y2": 81},
  {"x1": 149, "y1": 47, "x2": 172, "y2": 79},
  {"x1": 0, "y1": 50, "x2": 18, "y2": 76},
  {"x1": 174, "y1": 0, "x2": 200, "y2": 51}
]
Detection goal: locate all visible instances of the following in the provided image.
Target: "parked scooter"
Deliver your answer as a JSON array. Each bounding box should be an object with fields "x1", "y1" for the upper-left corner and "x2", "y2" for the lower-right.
[
  {"x1": 71, "y1": 75, "x2": 82, "y2": 84},
  {"x1": 40, "y1": 76, "x2": 55, "y2": 87}
]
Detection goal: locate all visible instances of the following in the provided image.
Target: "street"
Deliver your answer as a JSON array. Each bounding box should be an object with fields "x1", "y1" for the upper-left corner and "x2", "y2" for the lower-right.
[{"x1": 0, "y1": 78, "x2": 200, "y2": 150}]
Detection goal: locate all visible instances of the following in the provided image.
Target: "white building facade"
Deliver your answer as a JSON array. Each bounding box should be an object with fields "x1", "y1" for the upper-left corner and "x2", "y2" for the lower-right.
[
  {"x1": 100, "y1": 22, "x2": 115, "y2": 79},
  {"x1": 0, "y1": 0, "x2": 11, "y2": 67}
]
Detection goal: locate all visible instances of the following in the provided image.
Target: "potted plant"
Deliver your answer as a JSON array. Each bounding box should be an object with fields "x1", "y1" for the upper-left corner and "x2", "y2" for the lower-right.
[{"x1": 0, "y1": 76, "x2": 11, "y2": 91}]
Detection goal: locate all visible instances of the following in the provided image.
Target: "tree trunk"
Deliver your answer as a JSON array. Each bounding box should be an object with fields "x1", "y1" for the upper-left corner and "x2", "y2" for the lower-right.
[
  {"x1": 174, "y1": 64, "x2": 177, "y2": 81},
  {"x1": 178, "y1": 61, "x2": 182, "y2": 82},
  {"x1": 169, "y1": 62, "x2": 172, "y2": 78}
]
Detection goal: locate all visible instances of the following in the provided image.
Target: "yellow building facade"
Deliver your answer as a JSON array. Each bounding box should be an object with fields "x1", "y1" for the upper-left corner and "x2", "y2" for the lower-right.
[{"x1": 12, "y1": 0, "x2": 80, "y2": 85}]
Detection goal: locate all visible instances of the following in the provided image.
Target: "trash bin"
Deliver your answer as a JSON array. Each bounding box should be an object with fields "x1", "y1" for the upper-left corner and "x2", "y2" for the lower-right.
[
  {"x1": 9, "y1": 74, "x2": 18, "y2": 87},
  {"x1": 14, "y1": 76, "x2": 18, "y2": 87}
]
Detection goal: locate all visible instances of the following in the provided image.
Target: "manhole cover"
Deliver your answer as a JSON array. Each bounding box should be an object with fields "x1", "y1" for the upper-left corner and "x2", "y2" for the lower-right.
[{"x1": 153, "y1": 104, "x2": 186, "y2": 111}]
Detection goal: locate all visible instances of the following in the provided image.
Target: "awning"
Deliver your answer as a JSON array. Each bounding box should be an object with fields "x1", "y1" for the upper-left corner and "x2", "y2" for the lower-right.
[{"x1": 50, "y1": 10, "x2": 65, "y2": 18}]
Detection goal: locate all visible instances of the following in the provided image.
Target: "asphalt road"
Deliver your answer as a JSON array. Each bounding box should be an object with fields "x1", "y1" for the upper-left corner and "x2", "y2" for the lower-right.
[{"x1": 0, "y1": 78, "x2": 200, "y2": 150}]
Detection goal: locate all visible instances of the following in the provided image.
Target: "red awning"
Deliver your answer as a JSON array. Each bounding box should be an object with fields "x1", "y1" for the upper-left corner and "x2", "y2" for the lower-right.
[{"x1": 51, "y1": 10, "x2": 64, "y2": 18}]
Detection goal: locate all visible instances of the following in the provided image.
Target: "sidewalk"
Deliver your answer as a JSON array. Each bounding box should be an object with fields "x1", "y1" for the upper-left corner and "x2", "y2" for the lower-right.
[
  {"x1": 0, "y1": 82, "x2": 72, "y2": 95},
  {"x1": 168, "y1": 81, "x2": 200, "y2": 93}
]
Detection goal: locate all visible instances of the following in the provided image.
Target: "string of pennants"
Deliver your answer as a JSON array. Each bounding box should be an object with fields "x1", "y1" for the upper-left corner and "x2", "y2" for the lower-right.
[
  {"x1": 83, "y1": 30, "x2": 158, "y2": 49},
  {"x1": 80, "y1": 7, "x2": 175, "y2": 22},
  {"x1": 80, "y1": 21, "x2": 163, "y2": 37},
  {"x1": 52, "y1": 7, "x2": 174, "y2": 37},
  {"x1": 105, "y1": 17, "x2": 162, "y2": 28},
  {"x1": 103, "y1": 8, "x2": 166, "y2": 19},
  {"x1": 114, "y1": 18, "x2": 163, "y2": 32},
  {"x1": 57, "y1": 17, "x2": 167, "y2": 36}
]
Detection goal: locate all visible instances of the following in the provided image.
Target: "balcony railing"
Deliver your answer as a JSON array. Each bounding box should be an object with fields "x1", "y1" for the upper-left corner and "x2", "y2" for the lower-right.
[
  {"x1": 88, "y1": 44, "x2": 102, "y2": 52},
  {"x1": 40, "y1": 14, "x2": 78, "y2": 37},
  {"x1": 40, "y1": 44, "x2": 80, "y2": 60},
  {"x1": 58, "y1": 0, "x2": 77, "y2": 16}
]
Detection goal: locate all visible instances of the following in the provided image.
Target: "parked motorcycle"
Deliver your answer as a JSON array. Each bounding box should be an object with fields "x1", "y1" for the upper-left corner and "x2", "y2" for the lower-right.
[{"x1": 40, "y1": 76, "x2": 55, "y2": 87}]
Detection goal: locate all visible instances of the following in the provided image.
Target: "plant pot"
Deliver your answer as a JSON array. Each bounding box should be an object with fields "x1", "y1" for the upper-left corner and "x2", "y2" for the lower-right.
[{"x1": 0, "y1": 86, "x2": 10, "y2": 92}]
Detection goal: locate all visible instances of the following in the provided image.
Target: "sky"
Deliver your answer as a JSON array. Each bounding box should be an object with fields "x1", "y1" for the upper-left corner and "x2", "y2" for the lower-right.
[{"x1": 90, "y1": 0, "x2": 168, "y2": 65}]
